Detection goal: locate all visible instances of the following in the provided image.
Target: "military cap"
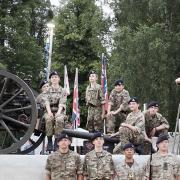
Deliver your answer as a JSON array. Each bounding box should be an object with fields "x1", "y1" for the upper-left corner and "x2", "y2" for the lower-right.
[
  {"x1": 39, "y1": 80, "x2": 48, "y2": 89},
  {"x1": 57, "y1": 133, "x2": 71, "y2": 142},
  {"x1": 91, "y1": 132, "x2": 104, "y2": 141},
  {"x1": 147, "y1": 101, "x2": 159, "y2": 109},
  {"x1": 156, "y1": 134, "x2": 169, "y2": 144},
  {"x1": 88, "y1": 70, "x2": 97, "y2": 76},
  {"x1": 128, "y1": 97, "x2": 139, "y2": 104},
  {"x1": 114, "y1": 79, "x2": 124, "y2": 86},
  {"x1": 49, "y1": 71, "x2": 60, "y2": 79},
  {"x1": 123, "y1": 143, "x2": 135, "y2": 151}
]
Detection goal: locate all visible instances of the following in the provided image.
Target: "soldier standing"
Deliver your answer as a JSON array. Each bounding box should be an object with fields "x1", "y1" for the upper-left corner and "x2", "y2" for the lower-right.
[
  {"x1": 45, "y1": 133, "x2": 83, "y2": 180},
  {"x1": 143, "y1": 101, "x2": 169, "y2": 153},
  {"x1": 113, "y1": 97, "x2": 145, "y2": 154},
  {"x1": 106, "y1": 80, "x2": 130, "y2": 134},
  {"x1": 146, "y1": 134, "x2": 180, "y2": 180},
  {"x1": 83, "y1": 132, "x2": 115, "y2": 179},
  {"x1": 86, "y1": 70, "x2": 105, "y2": 132},
  {"x1": 44, "y1": 71, "x2": 67, "y2": 151},
  {"x1": 115, "y1": 143, "x2": 147, "y2": 180}
]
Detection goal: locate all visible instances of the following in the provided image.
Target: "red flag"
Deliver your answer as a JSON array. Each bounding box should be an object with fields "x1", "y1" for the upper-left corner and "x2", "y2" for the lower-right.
[
  {"x1": 72, "y1": 68, "x2": 80, "y2": 128},
  {"x1": 101, "y1": 53, "x2": 108, "y2": 111}
]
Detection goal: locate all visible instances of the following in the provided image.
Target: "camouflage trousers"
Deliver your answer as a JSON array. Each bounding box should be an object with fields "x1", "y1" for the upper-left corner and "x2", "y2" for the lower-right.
[
  {"x1": 113, "y1": 127, "x2": 144, "y2": 154},
  {"x1": 44, "y1": 113, "x2": 67, "y2": 137},
  {"x1": 106, "y1": 111, "x2": 126, "y2": 134},
  {"x1": 86, "y1": 106, "x2": 103, "y2": 132}
]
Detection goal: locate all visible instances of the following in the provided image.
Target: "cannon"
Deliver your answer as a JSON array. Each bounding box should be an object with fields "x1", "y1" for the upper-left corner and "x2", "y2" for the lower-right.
[
  {"x1": 0, "y1": 70, "x2": 45, "y2": 154},
  {"x1": 0, "y1": 70, "x2": 118, "y2": 154}
]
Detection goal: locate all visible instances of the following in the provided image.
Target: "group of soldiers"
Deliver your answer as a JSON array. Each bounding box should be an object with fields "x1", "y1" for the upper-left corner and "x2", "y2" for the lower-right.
[
  {"x1": 45, "y1": 132, "x2": 180, "y2": 180},
  {"x1": 36, "y1": 70, "x2": 180, "y2": 179}
]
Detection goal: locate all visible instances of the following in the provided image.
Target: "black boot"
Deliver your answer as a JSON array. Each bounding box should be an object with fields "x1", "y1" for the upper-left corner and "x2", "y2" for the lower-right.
[
  {"x1": 53, "y1": 138, "x2": 58, "y2": 151},
  {"x1": 47, "y1": 136, "x2": 53, "y2": 151}
]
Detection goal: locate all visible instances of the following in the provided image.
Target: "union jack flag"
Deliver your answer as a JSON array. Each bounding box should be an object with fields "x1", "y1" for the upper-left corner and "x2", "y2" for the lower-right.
[
  {"x1": 72, "y1": 68, "x2": 80, "y2": 128},
  {"x1": 101, "y1": 53, "x2": 108, "y2": 111}
]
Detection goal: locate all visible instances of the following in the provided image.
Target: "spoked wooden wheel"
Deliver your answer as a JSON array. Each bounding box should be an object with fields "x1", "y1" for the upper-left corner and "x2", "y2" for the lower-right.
[{"x1": 0, "y1": 70, "x2": 37, "y2": 154}]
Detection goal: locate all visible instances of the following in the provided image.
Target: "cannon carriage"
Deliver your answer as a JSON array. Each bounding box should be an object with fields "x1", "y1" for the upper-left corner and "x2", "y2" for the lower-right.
[{"x1": 0, "y1": 70, "x2": 45, "y2": 154}]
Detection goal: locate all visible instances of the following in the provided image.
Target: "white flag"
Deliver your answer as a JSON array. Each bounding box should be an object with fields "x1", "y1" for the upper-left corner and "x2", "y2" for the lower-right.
[{"x1": 64, "y1": 65, "x2": 70, "y2": 96}]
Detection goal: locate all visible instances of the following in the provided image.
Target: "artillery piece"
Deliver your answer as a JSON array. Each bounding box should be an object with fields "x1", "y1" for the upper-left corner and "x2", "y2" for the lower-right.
[
  {"x1": 0, "y1": 70, "x2": 45, "y2": 154},
  {"x1": 2, "y1": 70, "x2": 144, "y2": 154}
]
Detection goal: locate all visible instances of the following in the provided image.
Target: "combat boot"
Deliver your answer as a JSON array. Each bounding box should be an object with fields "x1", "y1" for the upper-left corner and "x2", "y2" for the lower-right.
[
  {"x1": 53, "y1": 138, "x2": 58, "y2": 151},
  {"x1": 47, "y1": 136, "x2": 53, "y2": 151}
]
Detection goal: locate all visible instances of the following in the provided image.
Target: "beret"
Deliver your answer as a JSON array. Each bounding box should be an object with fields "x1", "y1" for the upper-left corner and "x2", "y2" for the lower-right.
[
  {"x1": 156, "y1": 134, "x2": 169, "y2": 144},
  {"x1": 128, "y1": 97, "x2": 139, "y2": 104},
  {"x1": 49, "y1": 71, "x2": 60, "y2": 79},
  {"x1": 147, "y1": 101, "x2": 159, "y2": 109},
  {"x1": 91, "y1": 132, "x2": 104, "y2": 141},
  {"x1": 114, "y1": 79, "x2": 124, "y2": 86},
  {"x1": 57, "y1": 133, "x2": 71, "y2": 142},
  {"x1": 39, "y1": 80, "x2": 48, "y2": 89},
  {"x1": 123, "y1": 143, "x2": 135, "y2": 151}
]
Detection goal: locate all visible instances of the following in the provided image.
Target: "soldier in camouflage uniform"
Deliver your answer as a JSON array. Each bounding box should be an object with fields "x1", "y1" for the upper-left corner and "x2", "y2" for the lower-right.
[
  {"x1": 113, "y1": 97, "x2": 145, "y2": 154},
  {"x1": 143, "y1": 101, "x2": 169, "y2": 153},
  {"x1": 115, "y1": 143, "x2": 146, "y2": 180},
  {"x1": 35, "y1": 80, "x2": 49, "y2": 135},
  {"x1": 44, "y1": 71, "x2": 67, "y2": 151},
  {"x1": 106, "y1": 80, "x2": 130, "y2": 134},
  {"x1": 146, "y1": 134, "x2": 180, "y2": 180},
  {"x1": 45, "y1": 133, "x2": 83, "y2": 180},
  {"x1": 83, "y1": 132, "x2": 115, "y2": 179},
  {"x1": 86, "y1": 70, "x2": 105, "y2": 132}
]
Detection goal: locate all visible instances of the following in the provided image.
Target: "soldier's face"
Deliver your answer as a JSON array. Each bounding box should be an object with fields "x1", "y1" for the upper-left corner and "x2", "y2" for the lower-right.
[
  {"x1": 92, "y1": 137, "x2": 104, "y2": 147},
  {"x1": 157, "y1": 140, "x2": 169, "y2": 152},
  {"x1": 58, "y1": 138, "x2": 71, "y2": 149},
  {"x1": 89, "y1": 74, "x2": 98, "y2": 83},
  {"x1": 129, "y1": 102, "x2": 139, "y2": 111},
  {"x1": 149, "y1": 106, "x2": 158, "y2": 115},
  {"x1": 115, "y1": 85, "x2": 124, "y2": 92},
  {"x1": 41, "y1": 83, "x2": 49, "y2": 93},
  {"x1": 124, "y1": 148, "x2": 134, "y2": 158},
  {"x1": 50, "y1": 75, "x2": 60, "y2": 84}
]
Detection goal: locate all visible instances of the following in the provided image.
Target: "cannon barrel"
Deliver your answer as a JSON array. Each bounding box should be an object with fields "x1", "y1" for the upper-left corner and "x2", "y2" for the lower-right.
[{"x1": 62, "y1": 129, "x2": 119, "y2": 144}]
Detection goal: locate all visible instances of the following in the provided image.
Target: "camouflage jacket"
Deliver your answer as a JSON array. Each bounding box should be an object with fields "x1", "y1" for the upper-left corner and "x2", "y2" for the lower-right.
[
  {"x1": 86, "y1": 83, "x2": 105, "y2": 107},
  {"x1": 115, "y1": 159, "x2": 146, "y2": 180},
  {"x1": 146, "y1": 152, "x2": 180, "y2": 180},
  {"x1": 83, "y1": 149, "x2": 114, "y2": 179},
  {"x1": 143, "y1": 110, "x2": 169, "y2": 136},
  {"x1": 45, "y1": 85, "x2": 67, "y2": 110},
  {"x1": 126, "y1": 110, "x2": 145, "y2": 134},
  {"x1": 36, "y1": 92, "x2": 46, "y2": 108},
  {"x1": 109, "y1": 89, "x2": 130, "y2": 111},
  {"x1": 45, "y1": 150, "x2": 83, "y2": 180}
]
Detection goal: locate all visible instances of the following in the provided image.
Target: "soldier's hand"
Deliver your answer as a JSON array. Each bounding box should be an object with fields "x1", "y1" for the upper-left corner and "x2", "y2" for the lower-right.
[
  {"x1": 145, "y1": 137, "x2": 152, "y2": 143},
  {"x1": 150, "y1": 128, "x2": 156, "y2": 137},
  {"x1": 101, "y1": 113, "x2": 105, "y2": 119},
  {"x1": 47, "y1": 112, "x2": 53, "y2": 118},
  {"x1": 175, "y1": 77, "x2": 180, "y2": 85}
]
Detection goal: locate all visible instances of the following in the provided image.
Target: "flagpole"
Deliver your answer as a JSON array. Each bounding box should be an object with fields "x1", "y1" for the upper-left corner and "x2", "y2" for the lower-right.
[{"x1": 72, "y1": 68, "x2": 80, "y2": 152}]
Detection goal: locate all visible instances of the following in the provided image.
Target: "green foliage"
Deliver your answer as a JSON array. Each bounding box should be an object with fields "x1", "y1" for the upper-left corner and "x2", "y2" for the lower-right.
[
  {"x1": 53, "y1": 0, "x2": 110, "y2": 126},
  {"x1": 0, "y1": 0, "x2": 52, "y2": 87},
  {"x1": 110, "y1": 0, "x2": 180, "y2": 130}
]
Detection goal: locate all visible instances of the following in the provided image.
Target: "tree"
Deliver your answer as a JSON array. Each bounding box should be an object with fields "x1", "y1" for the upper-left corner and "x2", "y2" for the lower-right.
[
  {"x1": 53, "y1": 0, "x2": 110, "y2": 126},
  {"x1": 110, "y1": 0, "x2": 180, "y2": 129},
  {"x1": 0, "y1": 0, "x2": 52, "y2": 87}
]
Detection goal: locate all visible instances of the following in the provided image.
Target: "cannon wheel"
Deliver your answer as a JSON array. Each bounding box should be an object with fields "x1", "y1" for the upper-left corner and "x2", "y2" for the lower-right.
[{"x1": 0, "y1": 70, "x2": 39, "y2": 154}]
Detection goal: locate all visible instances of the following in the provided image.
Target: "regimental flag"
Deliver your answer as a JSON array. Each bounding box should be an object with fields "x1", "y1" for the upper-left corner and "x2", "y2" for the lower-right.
[
  {"x1": 72, "y1": 68, "x2": 80, "y2": 128},
  {"x1": 101, "y1": 53, "x2": 108, "y2": 111},
  {"x1": 64, "y1": 65, "x2": 70, "y2": 96}
]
